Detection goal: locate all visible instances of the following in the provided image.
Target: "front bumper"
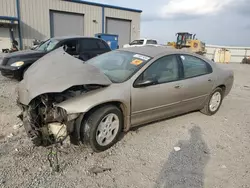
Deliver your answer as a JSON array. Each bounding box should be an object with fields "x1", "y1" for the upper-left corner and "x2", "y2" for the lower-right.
[
  {"x1": 22, "y1": 113, "x2": 76, "y2": 146},
  {"x1": 0, "y1": 65, "x2": 22, "y2": 79},
  {"x1": 19, "y1": 103, "x2": 82, "y2": 146}
]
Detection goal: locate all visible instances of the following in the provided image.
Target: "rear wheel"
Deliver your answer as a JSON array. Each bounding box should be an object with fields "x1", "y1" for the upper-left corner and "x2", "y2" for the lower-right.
[
  {"x1": 81, "y1": 105, "x2": 123, "y2": 152},
  {"x1": 201, "y1": 88, "x2": 223, "y2": 115}
]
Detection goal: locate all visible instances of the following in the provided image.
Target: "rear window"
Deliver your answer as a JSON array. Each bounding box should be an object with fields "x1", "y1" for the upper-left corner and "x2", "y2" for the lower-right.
[{"x1": 146, "y1": 40, "x2": 157, "y2": 44}]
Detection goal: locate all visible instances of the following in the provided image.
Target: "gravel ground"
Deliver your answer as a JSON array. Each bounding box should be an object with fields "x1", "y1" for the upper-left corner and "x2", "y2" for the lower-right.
[{"x1": 0, "y1": 63, "x2": 250, "y2": 188}]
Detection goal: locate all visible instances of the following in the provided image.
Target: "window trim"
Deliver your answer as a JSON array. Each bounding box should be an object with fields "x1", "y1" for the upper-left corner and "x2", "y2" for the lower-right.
[
  {"x1": 177, "y1": 54, "x2": 213, "y2": 80},
  {"x1": 133, "y1": 54, "x2": 182, "y2": 88}
]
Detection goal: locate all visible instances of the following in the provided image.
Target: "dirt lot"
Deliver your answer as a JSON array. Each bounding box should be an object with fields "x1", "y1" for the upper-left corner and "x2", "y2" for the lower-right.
[{"x1": 0, "y1": 63, "x2": 250, "y2": 188}]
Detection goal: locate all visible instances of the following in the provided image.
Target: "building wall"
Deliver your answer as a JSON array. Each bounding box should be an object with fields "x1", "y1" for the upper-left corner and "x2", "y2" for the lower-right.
[
  {"x1": 205, "y1": 44, "x2": 250, "y2": 63},
  {"x1": 18, "y1": 0, "x2": 141, "y2": 49},
  {"x1": 104, "y1": 8, "x2": 141, "y2": 42},
  {"x1": 19, "y1": 0, "x2": 102, "y2": 48},
  {"x1": 0, "y1": 0, "x2": 17, "y2": 17},
  {"x1": 0, "y1": 0, "x2": 20, "y2": 50}
]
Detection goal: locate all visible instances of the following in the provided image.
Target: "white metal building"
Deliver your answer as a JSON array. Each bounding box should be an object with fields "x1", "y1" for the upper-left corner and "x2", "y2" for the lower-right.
[
  {"x1": 206, "y1": 44, "x2": 250, "y2": 63},
  {"x1": 0, "y1": 0, "x2": 142, "y2": 50}
]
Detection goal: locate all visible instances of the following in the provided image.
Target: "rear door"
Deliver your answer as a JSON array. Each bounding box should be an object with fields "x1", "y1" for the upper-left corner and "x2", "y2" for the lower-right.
[
  {"x1": 79, "y1": 38, "x2": 110, "y2": 61},
  {"x1": 178, "y1": 54, "x2": 214, "y2": 111}
]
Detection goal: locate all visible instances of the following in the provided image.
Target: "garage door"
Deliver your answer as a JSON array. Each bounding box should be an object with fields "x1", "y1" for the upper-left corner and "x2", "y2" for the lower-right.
[
  {"x1": 106, "y1": 18, "x2": 131, "y2": 47},
  {"x1": 51, "y1": 11, "x2": 84, "y2": 37},
  {"x1": 0, "y1": 27, "x2": 11, "y2": 51}
]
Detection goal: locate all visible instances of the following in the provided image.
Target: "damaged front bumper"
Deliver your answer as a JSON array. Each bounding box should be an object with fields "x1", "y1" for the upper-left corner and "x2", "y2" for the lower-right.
[{"x1": 17, "y1": 94, "x2": 83, "y2": 147}]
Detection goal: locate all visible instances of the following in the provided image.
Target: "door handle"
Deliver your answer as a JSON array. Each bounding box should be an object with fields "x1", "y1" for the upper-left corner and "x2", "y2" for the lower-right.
[
  {"x1": 208, "y1": 79, "x2": 213, "y2": 82},
  {"x1": 174, "y1": 85, "x2": 181, "y2": 89}
]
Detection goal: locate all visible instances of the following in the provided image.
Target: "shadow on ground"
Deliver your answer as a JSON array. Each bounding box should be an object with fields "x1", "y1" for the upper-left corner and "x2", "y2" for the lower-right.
[{"x1": 154, "y1": 126, "x2": 210, "y2": 188}]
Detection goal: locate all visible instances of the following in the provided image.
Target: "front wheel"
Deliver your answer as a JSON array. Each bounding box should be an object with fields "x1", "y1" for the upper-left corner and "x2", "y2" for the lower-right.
[
  {"x1": 201, "y1": 88, "x2": 223, "y2": 115},
  {"x1": 81, "y1": 105, "x2": 123, "y2": 152}
]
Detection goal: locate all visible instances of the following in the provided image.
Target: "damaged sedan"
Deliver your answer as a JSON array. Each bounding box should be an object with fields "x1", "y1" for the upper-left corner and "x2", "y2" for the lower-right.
[{"x1": 17, "y1": 46, "x2": 234, "y2": 152}]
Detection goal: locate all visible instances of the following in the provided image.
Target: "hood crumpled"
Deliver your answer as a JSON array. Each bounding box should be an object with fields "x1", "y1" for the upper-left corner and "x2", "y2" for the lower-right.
[{"x1": 17, "y1": 47, "x2": 112, "y2": 105}]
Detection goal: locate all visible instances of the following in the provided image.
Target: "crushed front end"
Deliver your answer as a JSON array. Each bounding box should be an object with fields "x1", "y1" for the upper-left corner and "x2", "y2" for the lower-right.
[
  {"x1": 17, "y1": 85, "x2": 99, "y2": 146},
  {"x1": 15, "y1": 48, "x2": 112, "y2": 147}
]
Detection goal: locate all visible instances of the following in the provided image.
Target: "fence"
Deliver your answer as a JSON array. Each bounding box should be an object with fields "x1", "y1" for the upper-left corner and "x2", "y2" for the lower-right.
[{"x1": 205, "y1": 44, "x2": 250, "y2": 63}]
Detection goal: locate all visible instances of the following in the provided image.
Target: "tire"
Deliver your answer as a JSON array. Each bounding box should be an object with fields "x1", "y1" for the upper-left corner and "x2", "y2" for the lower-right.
[
  {"x1": 81, "y1": 105, "x2": 123, "y2": 152},
  {"x1": 200, "y1": 88, "x2": 223, "y2": 116}
]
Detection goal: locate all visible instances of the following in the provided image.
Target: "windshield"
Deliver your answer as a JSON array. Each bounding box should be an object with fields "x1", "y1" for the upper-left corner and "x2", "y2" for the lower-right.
[
  {"x1": 130, "y1": 40, "x2": 144, "y2": 45},
  {"x1": 36, "y1": 39, "x2": 59, "y2": 52},
  {"x1": 86, "y1": 51, "x2": 151, "y2": 83}
]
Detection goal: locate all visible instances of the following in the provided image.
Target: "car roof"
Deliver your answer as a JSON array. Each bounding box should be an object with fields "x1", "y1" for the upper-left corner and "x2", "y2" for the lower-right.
[
  {"x1": 119, "y1": 46, "x2": 179, "y2": 57},
  {"x1": 135, "y1": 38, "x2": 157, "y2": 41},
  {"x1": 52, "y1": 36, "x2": 99, "y2": 41}
]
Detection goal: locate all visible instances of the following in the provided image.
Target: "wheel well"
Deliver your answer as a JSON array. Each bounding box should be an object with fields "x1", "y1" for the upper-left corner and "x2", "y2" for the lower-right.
[
  {"x1": 83, "y1": 101, "x2": 128, "y2": 130},
  {"x1": 217, "y1": 85, "x2": 226, "y2": 96}
]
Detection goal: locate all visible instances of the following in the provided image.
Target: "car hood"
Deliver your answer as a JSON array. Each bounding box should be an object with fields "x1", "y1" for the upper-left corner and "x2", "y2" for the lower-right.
[
  {"x1": 17, "y1": 47, "x2": 112, "y2": 105},
  {"x1": 5, "y1": 49, "x2": 45, "y2": 58}
]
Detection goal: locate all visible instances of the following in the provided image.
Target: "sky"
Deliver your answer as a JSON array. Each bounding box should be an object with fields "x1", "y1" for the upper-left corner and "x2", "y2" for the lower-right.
[{"x1": 94, "y1": 0, "x2": 250, "y2": 46}]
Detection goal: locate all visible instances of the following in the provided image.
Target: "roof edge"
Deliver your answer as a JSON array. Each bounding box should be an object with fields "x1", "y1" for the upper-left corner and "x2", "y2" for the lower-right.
[{"x1": 63, "y1": 0, "x2": 143, "y2": 13}]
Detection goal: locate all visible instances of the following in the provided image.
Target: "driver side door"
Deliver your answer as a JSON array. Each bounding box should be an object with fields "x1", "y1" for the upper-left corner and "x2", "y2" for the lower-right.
[
  {"x1": 59, "y1": 39, "x2": 79, "y2": 58},
  {"x1": 130, "y1": 55, "x2": 184, "y2": 126}
]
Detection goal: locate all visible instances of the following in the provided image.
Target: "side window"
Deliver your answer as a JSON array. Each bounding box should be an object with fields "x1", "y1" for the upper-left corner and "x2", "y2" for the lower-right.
[
  {"x1": 80, "y1": 39, "x2": 99, "y2": 51},
  {"x1": 146, "y1": 40, "x2": 157, "y2": 45},
  {"x1": 97, "y1": 40, "x2": 108, "y2": 49},
  {"x1": 138, "y1": 55, "x2": 179, "y2": 84},
  {"x1": 130, "y1": 40, "x2": 144, "y2": 45},
  {"x1": 61, "y1": 39, "x2": 78, "y2": 55},
  {"x1": 180, "y1": 55, "x2": 212, "y2": 78}
]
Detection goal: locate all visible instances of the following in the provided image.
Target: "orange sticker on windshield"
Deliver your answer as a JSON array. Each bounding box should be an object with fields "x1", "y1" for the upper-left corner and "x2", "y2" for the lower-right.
[{"x1": 131, "y1": 59, "x2": 143, "y2": 66}]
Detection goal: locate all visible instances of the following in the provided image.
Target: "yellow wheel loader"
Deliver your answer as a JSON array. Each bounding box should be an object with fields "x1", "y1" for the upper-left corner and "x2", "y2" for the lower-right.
[{"x1": 167, "y1": 32, "x2": 206, "y2": 55}]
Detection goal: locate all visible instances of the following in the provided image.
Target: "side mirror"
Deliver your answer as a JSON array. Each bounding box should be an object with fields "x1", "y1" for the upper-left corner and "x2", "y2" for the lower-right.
[{"x1": 134, "y1": 78, "x2": 157, "y2": 88}]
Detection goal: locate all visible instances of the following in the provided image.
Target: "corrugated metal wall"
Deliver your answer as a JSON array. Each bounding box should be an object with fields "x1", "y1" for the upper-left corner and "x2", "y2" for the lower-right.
[
  {"x1": 106, "y1": 18, "x2": 131, "y2": 47},
  {"x1": 206, "y1": 45, "x2": 250, "y2": 63},
  {"x1": 0, "y1": 0, "x2": 17, "y2": 17},
  {"x1": 51, "y1": 11, "x2": 84, "y2": 37},
  {"x1": 18, "y1": 0, "x2": 141, "y2": 49},
  {"x1": 19, "y1": 0, "x2": 102, "y2": 48},
  {"x1": 105, "y1": 8, "x2": 140, "y2": 42}
]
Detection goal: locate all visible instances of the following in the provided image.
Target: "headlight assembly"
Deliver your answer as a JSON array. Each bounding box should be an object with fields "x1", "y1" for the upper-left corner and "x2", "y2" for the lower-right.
[{"x1": 11, "y1": 61, "x2": 24, "y2": 67}]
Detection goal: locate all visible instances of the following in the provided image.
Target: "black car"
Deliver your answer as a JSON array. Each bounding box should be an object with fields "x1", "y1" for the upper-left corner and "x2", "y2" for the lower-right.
[{"x1": 0, "y1": 36, "x2": 111, "y2": 80}]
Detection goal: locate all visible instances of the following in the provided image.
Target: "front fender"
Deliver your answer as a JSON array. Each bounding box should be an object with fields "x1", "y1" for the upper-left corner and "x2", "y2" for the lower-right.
[
  {"x1": 56, "y1": 83, "x2": 131, "y2": 115},
  {"x1": 20, "y1": 59, "x2": 37, "y2": 70}
]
